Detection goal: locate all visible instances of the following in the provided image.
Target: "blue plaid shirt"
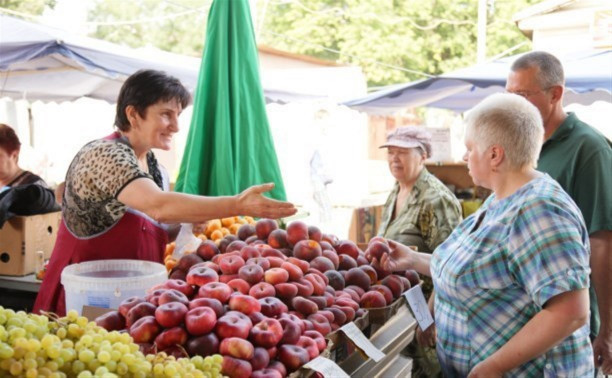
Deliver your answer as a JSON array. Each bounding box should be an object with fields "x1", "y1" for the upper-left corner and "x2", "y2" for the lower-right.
[{"x1": 431, "y1": 174, "x2": 593, "y2": 377}]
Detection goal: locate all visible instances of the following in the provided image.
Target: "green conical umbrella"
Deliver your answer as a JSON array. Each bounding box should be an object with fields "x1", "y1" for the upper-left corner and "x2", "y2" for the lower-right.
[{"x1": 175, "y1": 0, "x2": 286, "y2": 200}]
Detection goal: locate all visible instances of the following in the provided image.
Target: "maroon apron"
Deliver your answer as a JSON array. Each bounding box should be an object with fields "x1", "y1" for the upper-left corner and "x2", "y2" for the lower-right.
[{"x1": 33, "y1": 212, "x2": 167, "y2": 316}]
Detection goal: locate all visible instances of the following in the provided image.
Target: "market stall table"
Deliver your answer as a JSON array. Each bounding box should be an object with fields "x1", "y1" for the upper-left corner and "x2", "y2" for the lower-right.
[
  {"x1": 338, "y1": 304, "x2": 417, "y2": 377},
  {"x1": 0, "y1": 273, "x2": 41, "y2": 312}
]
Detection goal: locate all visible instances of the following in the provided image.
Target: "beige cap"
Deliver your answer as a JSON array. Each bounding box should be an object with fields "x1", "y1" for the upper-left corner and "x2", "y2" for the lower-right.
[{"x1": 379, "y1": 126, "x2": 432, "y2": 158}]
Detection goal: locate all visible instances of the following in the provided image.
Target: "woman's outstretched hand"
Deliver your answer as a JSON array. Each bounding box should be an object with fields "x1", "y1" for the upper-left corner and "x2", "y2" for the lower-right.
[
  {"x1": 372, "y1": 239, "x2": 415, "y2": 272},
  {"x1": 237, "y1": 183, "x2": 297, "y2": 219}
]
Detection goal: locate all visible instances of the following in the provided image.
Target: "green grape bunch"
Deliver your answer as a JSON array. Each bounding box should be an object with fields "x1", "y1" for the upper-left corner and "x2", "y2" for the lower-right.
[{"x1": 0, "y1": 306, "x2": 224, "y2": 378}]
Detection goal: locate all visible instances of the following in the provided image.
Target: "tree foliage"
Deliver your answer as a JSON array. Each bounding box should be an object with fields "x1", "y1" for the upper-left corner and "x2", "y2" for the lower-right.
[
  {"x1": 88, "y1": 0, "x2": 209, "y2": 56},
  {"x1": 2, "y1": 0, "x2": 540, "y2": 87},
  {"x1": 256, "y1": 0, "x2": 539, "y2": 86},
  {"x1": 0, "y1": 0, "x2": 56, "y2": 16}
]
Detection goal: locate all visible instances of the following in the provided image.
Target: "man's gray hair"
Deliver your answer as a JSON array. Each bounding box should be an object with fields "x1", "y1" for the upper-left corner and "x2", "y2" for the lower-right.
[
  {"x1": 465, "y1": 93, "x2": 544, "y2": 169},
  {"x1": 511, "y1": 51, "x2": 565, "y2": 89}
]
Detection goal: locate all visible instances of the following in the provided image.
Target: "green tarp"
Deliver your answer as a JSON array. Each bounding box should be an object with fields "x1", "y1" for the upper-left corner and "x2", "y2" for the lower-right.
[{"x1": 175, "y1": 0, "x2": 287, "y2": 200}]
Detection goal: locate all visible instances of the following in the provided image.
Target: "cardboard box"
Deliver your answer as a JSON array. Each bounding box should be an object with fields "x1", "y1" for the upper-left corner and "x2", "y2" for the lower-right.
[
  {"x1": 425, "y1": 162, "x2": 474, "y2": 189},
  {"x1": 348, "y1": 205, "x2": 383, "y2": 245},
  {"x1": 82, "y1": 305, "x2": 115, "y2": 321},
  {"x1": 0, "y1": 212, "x2": 61, "y2": 276}
]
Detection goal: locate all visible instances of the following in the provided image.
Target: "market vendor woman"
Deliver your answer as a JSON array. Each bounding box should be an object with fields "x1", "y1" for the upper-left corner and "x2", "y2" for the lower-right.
[
  {"x1": 34, "y1": 70, "x2": 296, "y2": 316},
  {"x1": 378, "y1": 93, "x2": 593, "y2": 377}
]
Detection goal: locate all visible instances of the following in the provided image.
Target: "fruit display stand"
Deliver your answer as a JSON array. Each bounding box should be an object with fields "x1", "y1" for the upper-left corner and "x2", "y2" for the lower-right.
[
  {"x1": 0, "y1": 273, "x2": 41, "y2": 293},
  {"x1": 338, "y1": 304, "x2": 416, "y2": 377},
  {"x1": 292, "y1": 303, "x2": 415, "y2": 378},
  {"x1": 324, "y1": 310, "x2": 370, "y2": 363},
  {"x1": 93, "y1": 218, "x2": 425, "y2": 378},
  {"x1": 0, "y1": 273, "x2": 41, "y2": 312},
  {"x1": 322, "y1": 294, "x2": 404, "y2": 363},
  {"x1": 366, "y1": 295, "x2": 406, "y2": 327},
  {"x1": 321, "y1": 276, "x2": 423, "y2": 377}
]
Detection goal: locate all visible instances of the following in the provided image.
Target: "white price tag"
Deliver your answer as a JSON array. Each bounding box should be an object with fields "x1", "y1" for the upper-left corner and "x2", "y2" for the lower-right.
[
  {"x1": 305, "y1": 356, "x2": 350, "y2": 378},
  {"x1": 403, "y1": 285, "x2": 434, "y2": 331},
  {"x1": 340, "y1": 322, "x2": 385, "y2": 362}
]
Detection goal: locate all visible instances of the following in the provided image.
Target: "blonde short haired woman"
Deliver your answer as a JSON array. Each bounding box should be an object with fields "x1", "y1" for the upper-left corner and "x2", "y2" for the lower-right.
[{"x1": 377, "y1": 93, "x2": 593, "y2": 377}]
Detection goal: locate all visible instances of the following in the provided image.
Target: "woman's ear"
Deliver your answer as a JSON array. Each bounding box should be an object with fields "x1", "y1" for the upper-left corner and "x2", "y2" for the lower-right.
[
  {"x1": 419, "y1": 150, "x2": 427, "y2": 164},
  {"x1": 490, "y1": 145, "x2": 505, "y2": 169},
  {"x1": 125, "y1": 105, "x2": 138, "y2": 126}
]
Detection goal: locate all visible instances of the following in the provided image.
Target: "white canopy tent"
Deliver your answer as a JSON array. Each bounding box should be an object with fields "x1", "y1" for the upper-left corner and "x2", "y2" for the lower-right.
[
  {"x1": 0, "y1": 14, "x2": 334, "y2": 104},
  {"x1": 0, "y1": 14, "x2": 204, "y2": 102},
  {"x1": 344, "y1": 49, "x2": 612, "y2": 115}
]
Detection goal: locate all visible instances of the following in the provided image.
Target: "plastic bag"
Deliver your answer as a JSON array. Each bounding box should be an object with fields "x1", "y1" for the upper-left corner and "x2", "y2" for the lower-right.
[{"x1": 173, "y1": 223, "x2": 201, "y2": 259}]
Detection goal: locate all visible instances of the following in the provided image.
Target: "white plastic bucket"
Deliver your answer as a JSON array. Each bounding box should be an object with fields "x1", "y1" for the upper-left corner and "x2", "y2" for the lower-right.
[{"x1": 61, "y1": 259, "x2": 166, "y2": 315}]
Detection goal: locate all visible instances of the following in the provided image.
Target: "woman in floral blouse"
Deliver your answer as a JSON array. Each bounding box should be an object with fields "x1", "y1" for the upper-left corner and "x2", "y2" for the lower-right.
[{"x1": 34, "y1": 70, "x2": 296, "y2": 316}]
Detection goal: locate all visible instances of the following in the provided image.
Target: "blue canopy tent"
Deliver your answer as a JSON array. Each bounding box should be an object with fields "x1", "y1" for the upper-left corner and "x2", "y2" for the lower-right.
[{"x1": 344, "y1": 49, "x2": 612, "y2": 114}]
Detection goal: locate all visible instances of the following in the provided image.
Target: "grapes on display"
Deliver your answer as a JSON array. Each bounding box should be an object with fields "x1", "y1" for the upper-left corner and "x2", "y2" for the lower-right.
[{"x1": 0, "y1": 307, "x2": 224, "y2": 377}]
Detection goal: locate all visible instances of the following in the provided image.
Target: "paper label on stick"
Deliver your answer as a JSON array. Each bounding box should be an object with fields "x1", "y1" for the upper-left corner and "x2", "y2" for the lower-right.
[
  {"x1": 340, "y1": 322, "x2": 385, "y2": 362},
  {"x1": 305, "y1": 356, "x2": 350, "y2": 378},
  {"x1": 403, "y1": 284, "x2": 434, "y2": 330}
]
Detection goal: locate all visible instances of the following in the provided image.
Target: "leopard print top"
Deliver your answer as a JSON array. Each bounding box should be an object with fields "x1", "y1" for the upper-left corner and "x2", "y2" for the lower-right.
[{"x1": 62, "y1": 138, "x2": 164, "y2": 238}]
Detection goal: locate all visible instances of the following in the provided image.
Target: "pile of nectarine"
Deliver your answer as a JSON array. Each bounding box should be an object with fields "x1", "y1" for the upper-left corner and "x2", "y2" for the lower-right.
[
  {"x1": 99, "y1": 218, "x2": 421, "y2": 377},
  {"x1": 163, "y1": 216, "x2": 256, "y2": 271}
]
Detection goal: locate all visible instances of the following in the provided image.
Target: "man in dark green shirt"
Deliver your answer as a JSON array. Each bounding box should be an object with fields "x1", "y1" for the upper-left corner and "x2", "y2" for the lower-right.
[{"x1": 507, "y1": 51, "x2": 612, "y2": 374}]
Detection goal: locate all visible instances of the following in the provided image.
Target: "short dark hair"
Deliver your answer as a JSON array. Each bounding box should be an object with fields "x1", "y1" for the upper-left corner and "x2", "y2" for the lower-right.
[
  {"x1": 115, "y1": 70, "x2": 191, "y2": 131},
  {"x1": 0, "y1": 123, "x2": 21, "y2": 154},
  {"x1": 511, "y1": 51, "x2": 565, "y2": 89}
]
